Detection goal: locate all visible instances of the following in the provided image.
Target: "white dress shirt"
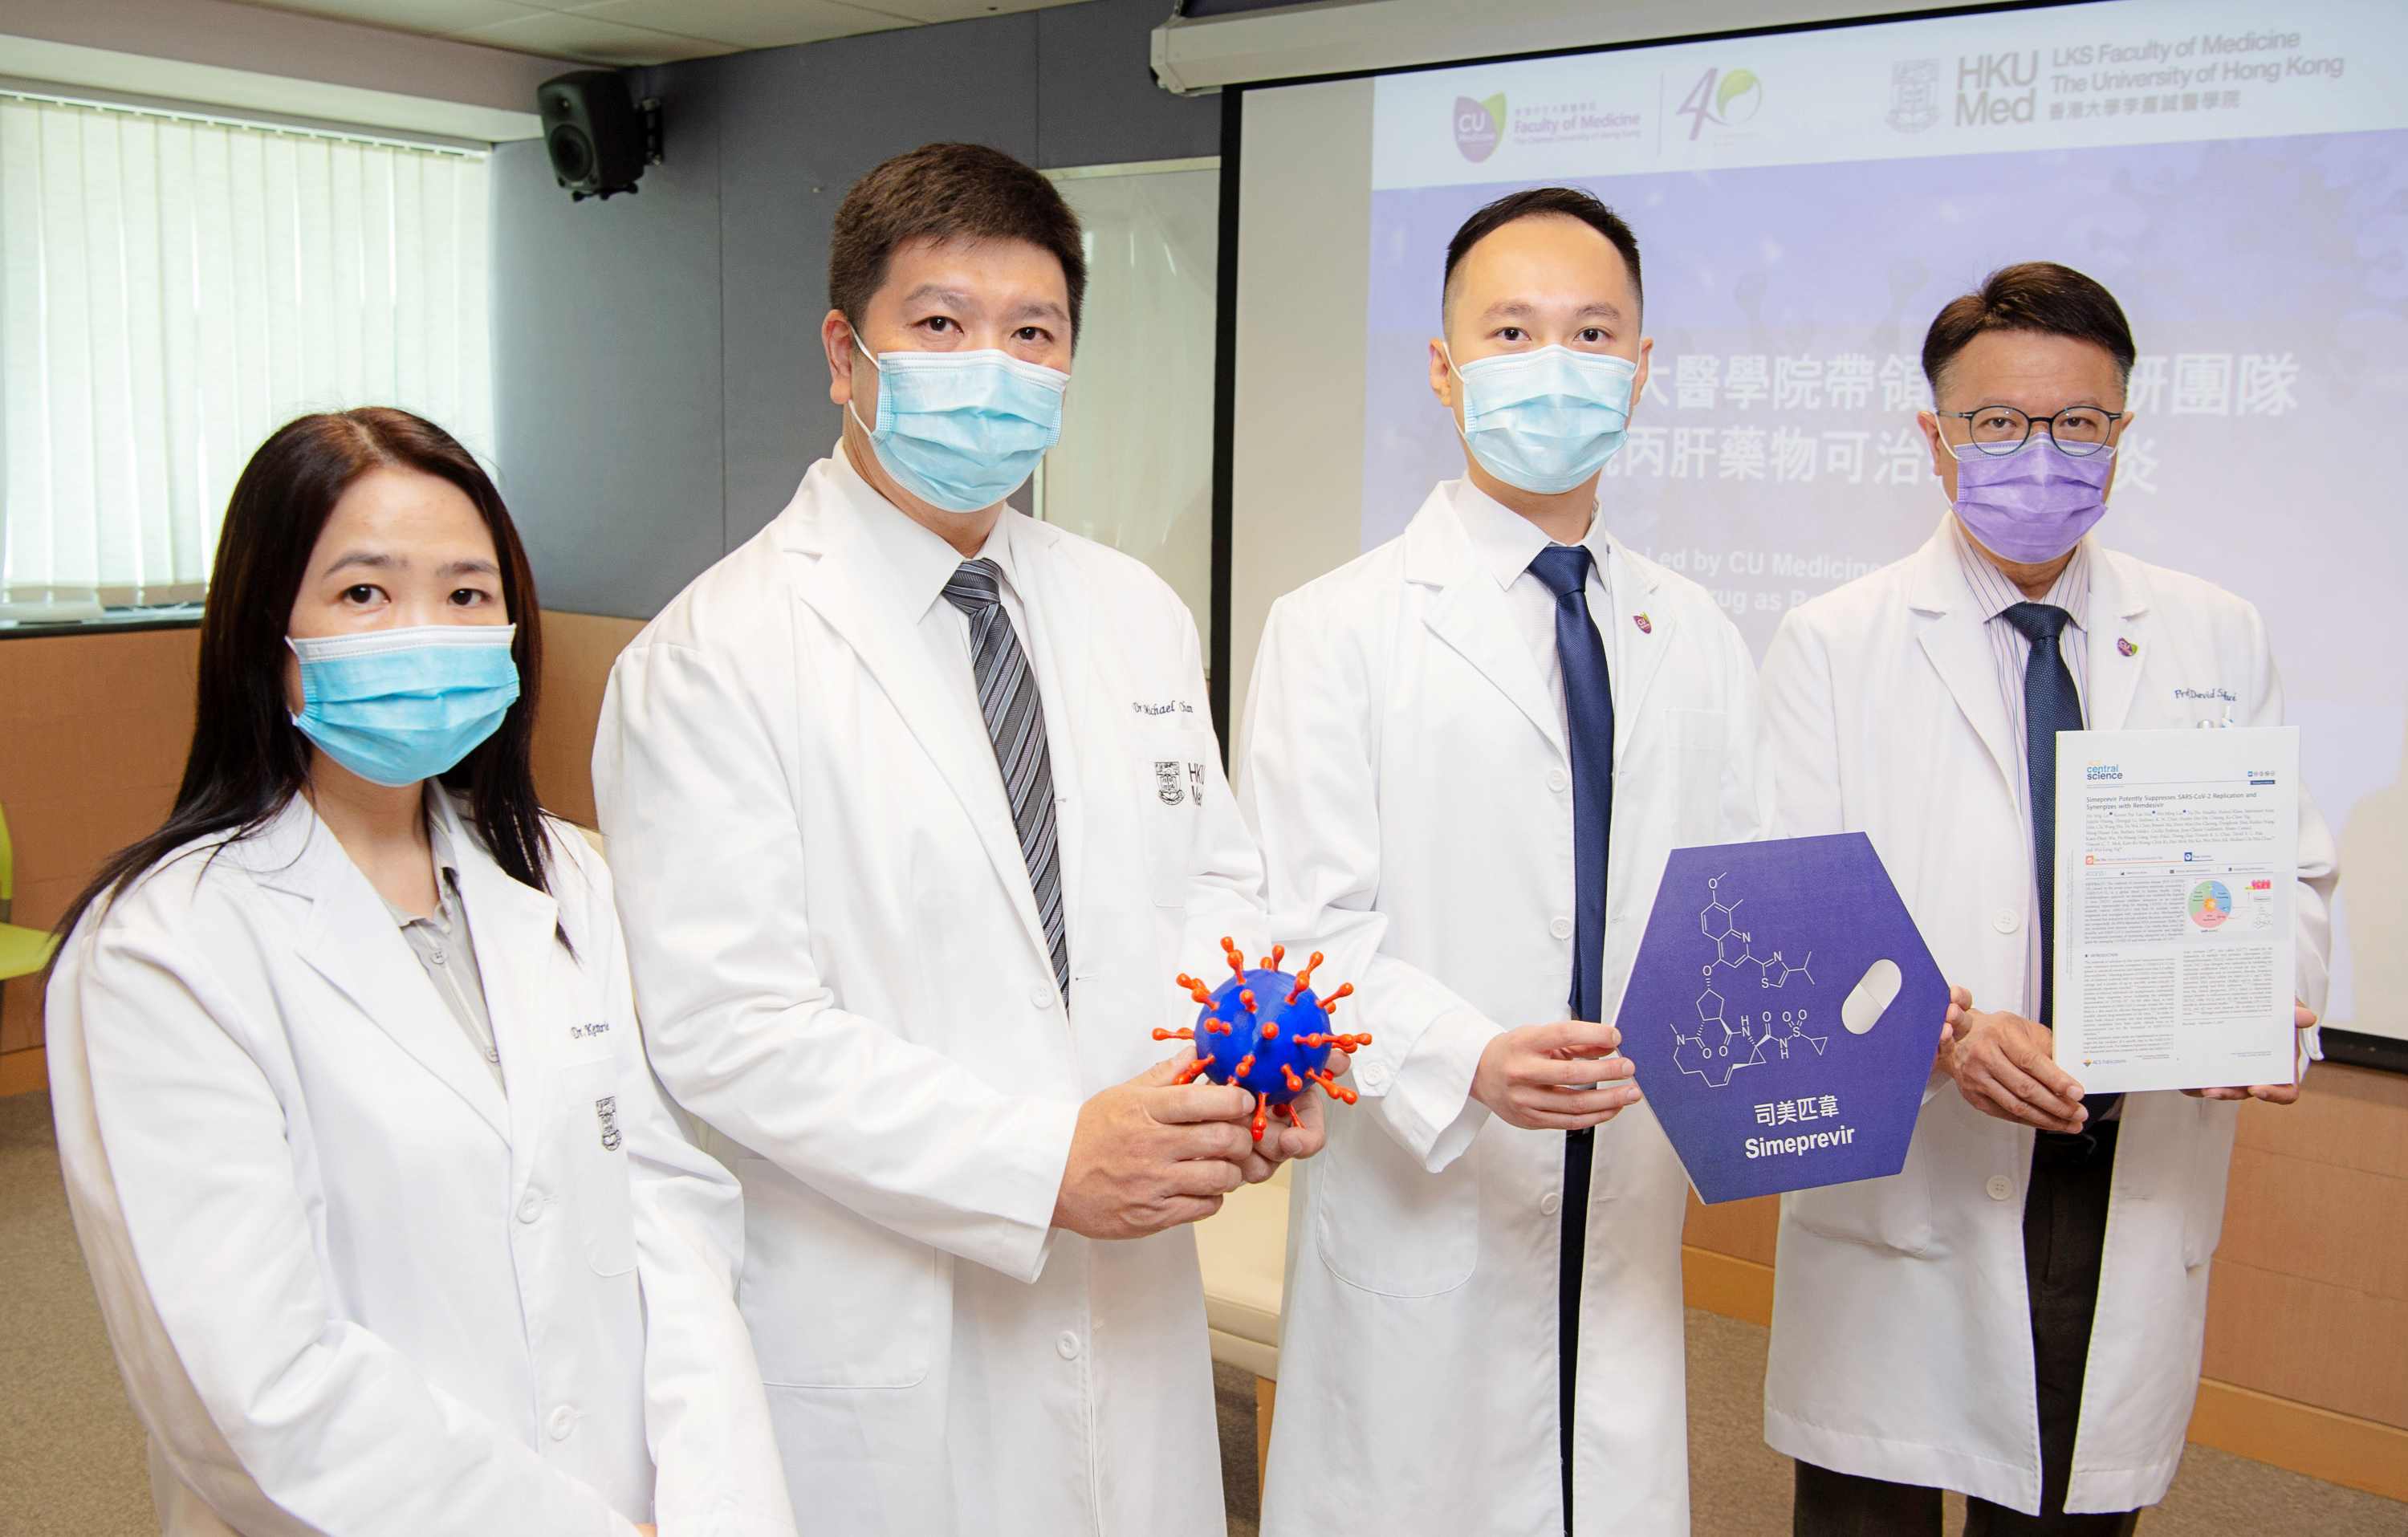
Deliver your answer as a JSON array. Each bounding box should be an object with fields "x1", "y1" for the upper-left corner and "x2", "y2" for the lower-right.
[
  {"x1": 1445, "y1": 476, "x2": 1621, "y2": 718},
  {"x1": 840, "y1": 444, "x2": 1053, "y2": 730},
  {"x1": 1951, "y1": 521, "x2": 2099, "y2": 1067}
]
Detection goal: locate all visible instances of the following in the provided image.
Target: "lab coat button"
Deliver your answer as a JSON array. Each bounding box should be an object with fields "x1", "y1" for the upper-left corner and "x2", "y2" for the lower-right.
[
  {"x1": 1992, "y1": 909, "x2": 2020, "y2": 934},
  {"x1": 546, "y1": 1405, "x2": 576, "y2": 1441},
  {"x1": 1549, "y1": 917, "x2": 1572, "y2": 940},
  {"x1": 428, "y1": 945, "x2": 447, "y2": 966},
  {"x1": 1540, "y1": 1192, "x2": 1563, "y2": 1216},
  {"x1": 1027, "y1": 982, "x2": 1054, "y2": 1010},
  {"x1": 1547, "y1": 769, "x2": 1569, "y2": 793},
  {"x1": 516, "y1": 1192, "x2": 543, "y2": 1224},
  {"x1": 1056, "y1": 1331, "x2": 1081, "y2": 1360},
  {"x1": 1986, "y1": 1175, "x2": 2015, "y2": 1202}
]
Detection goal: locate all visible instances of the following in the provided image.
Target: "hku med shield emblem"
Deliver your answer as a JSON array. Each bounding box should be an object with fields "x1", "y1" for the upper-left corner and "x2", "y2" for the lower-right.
[
  {"x1": 1887, "y1": 59, "x2": 1939, "y2": 132},
  {"x1": 1155, "y1": 760, "x2": 1186, "y2": 806},
  {"x1": 595, "y1": 1095, "x2": 621, "y2": 1152}
]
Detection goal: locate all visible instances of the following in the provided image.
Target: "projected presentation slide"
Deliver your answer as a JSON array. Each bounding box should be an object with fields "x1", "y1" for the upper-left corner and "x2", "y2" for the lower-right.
[{"x1": 1357, "y1": 0, "x2": 2402, "y2": 1039}]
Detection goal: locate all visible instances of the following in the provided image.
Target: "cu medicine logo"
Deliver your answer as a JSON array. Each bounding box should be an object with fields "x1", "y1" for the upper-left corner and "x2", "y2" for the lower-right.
[{"x1": 1453, "y1": 91, "x2": 1505, "y2": 161}]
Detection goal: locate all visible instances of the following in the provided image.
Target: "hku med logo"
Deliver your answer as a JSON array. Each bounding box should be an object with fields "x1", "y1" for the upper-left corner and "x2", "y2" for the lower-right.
[{"x1": 1886, "y1": 59, "x2": 1940, "y2": 132}]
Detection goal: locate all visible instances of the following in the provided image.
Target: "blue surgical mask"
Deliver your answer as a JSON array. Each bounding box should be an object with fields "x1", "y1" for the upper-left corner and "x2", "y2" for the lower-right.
[
  {"x1": 849, "y1": 335, "x2": 1068, "y2": 514},
  {"x1": 1446, "y1": 344, "x2": 1638, "y2": 494},
  {"x1": 289, "y1": 624, "x2": 520, "y2": 787}
]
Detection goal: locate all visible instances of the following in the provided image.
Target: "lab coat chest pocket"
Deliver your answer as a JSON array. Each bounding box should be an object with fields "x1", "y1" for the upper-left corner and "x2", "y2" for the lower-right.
[
  {"x1": 734, "y1": 1157, "x2": 936, "y2": 1389},
  {"x1": 557, "y1": 1041, "x2": 637, "y2": 1278},
  {"x1": 1784, "y1": 1104, "x2": 1937, "y2": 1257},
  {"x1": 1129, "y1": 720, "x2": 1210, "y2": 909},
  {"x1": 1314, "y1": 1104, "x2": 1479, "y2": 1298}
]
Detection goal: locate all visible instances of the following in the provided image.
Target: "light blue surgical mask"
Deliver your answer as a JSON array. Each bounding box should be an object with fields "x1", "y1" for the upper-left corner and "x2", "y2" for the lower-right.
[
  {"x1": 848, "y1": 335, "x2": 1068, "y2": 514},
  {"x1": 288, "y1": 624, "x2": 520, "y2": 787},
  {"x1": 1446, "y1": 343, "x2": 1638, "y2": 494}
]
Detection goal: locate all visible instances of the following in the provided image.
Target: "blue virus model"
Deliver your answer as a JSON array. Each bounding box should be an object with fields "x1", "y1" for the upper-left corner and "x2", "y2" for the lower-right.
[{"x1": 1154, "y1": 938, "x2": 1369, "y2": 1141}]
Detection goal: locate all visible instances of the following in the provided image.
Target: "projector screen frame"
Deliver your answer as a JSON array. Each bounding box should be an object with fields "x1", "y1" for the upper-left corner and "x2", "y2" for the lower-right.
[
  {"x1": 1207, "y1": 86, "x2": 1243, "y2": 753},
  {"x1": 2324, "y1": 1032, "x2": 2406, "y2": 1076}
]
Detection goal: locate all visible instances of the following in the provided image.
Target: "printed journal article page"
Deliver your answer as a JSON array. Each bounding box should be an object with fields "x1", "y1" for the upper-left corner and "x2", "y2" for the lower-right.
[{"x1": 2052, "y1": 726, "x2": 2299, "y2": 1095}]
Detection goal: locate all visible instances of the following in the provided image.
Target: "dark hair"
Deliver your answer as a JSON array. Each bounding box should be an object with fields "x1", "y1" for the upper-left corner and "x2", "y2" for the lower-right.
[
  {"x1": 1442, "y1": 186, "x2": 1644, "y2": 322},
  {"x1": 1922, "y1": 262, "x2": 2136, "y2": 399},
  {"x1": 53, "y1": 408, "x2": 555, "y2": 945},
  {"x1": 828, "y1": 142, "x2": 1088, "y2": 344}
]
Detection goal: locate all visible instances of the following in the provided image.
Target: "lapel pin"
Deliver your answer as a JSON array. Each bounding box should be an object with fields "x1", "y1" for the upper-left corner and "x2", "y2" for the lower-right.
[
  {"x1": 1633, "y1": 612, "x2": 1653, "y2": 635},
  {"x1": 2117, "y1": 637, "x2": 2138, "y2": 657}
]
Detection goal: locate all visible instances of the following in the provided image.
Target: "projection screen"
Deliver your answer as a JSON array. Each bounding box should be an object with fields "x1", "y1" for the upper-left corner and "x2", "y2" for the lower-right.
[{"x1": 1228, "y1": 0, "x2": 2406, "y2": 1055}]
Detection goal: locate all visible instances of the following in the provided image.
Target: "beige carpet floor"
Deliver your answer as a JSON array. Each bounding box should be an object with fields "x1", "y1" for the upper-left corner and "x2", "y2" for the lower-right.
[{"x1": 5, "y1": 1090, "x2": 2400, "y2": 1535}]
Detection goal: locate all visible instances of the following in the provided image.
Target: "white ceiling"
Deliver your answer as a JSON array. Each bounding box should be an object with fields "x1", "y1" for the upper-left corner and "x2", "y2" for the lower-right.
[{"x1": 223, "y1": 0, "x2": 1093, "y2": 67}]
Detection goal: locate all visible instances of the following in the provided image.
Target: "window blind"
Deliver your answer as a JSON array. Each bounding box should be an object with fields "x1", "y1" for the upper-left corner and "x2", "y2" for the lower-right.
[{"x1": 0, "y1": 93, "x2": 492, "y2": 611}]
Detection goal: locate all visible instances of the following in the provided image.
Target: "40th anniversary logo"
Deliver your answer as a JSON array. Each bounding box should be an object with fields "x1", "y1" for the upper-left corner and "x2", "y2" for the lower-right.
[{"x1": 1677, "y1": 65, "x2": 1762, "y2": 139}]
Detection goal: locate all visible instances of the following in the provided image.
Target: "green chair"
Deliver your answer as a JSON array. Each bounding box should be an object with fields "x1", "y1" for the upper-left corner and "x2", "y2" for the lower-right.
[{"x1": 0, "y1": 799, "x2": 59, "y2": 987}]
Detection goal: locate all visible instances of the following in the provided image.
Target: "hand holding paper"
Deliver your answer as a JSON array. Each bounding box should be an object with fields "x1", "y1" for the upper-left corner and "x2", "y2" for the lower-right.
[
  {"x1": 1934, "y1": 985, "x2": 1973, "y2": 1076},
  {"x1": 1948, "y1": 1007, "x2": 2089, "y2": 1134},
  {"x1": 1471, "y1": 1020, "x2": 1640, "y2": 1132},
  {"x1": 2183, "y1": 1001, "x2": 2317, "y2": 1105}
]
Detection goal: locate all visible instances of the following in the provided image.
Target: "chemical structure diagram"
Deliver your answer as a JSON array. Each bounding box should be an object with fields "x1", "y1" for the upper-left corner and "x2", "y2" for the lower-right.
[{"x1": 1670, "y1": 872, "x2": 1828, "y2": 1088}]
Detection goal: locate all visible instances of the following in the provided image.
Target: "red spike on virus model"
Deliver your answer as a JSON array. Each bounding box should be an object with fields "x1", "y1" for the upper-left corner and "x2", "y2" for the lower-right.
[{"x1": 1152, "y1": 938, "x2": 1370, "y2": 1141}]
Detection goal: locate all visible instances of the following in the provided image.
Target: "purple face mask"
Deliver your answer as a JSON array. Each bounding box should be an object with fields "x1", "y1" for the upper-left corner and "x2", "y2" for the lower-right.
[{"x1": 1948, "y1": 438, "x2": 2113, "y2": 563}]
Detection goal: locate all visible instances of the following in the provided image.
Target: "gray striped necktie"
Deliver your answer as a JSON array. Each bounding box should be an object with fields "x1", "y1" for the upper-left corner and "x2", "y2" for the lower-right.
[{"x1": 942, "y1": 558, "x2": 1069, "y2": 995}]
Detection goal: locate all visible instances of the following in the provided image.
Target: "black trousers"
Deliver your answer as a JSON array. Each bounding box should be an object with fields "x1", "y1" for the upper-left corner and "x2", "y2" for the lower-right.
[
  {"x1": 1792, "y1": 1122, "x2": 2141, "y2": 1537},
  {"x1": 1560, "y1": 1125, "x2": 1593, "y2": 1535}
]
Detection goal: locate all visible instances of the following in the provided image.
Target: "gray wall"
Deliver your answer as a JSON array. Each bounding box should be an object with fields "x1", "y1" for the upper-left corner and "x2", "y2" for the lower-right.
[{"x1": 493, "y1": 0, "x2": 1220, "y2": 618}]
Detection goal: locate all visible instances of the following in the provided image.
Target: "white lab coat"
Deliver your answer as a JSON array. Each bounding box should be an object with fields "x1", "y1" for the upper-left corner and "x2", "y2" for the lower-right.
[
  {"x1": 46, "y1": 791, "x2": 793, "y2": 1537},
  {"x1": 1240, "y1": 482, "x2": 1770, "y2": 1537},
  {"x1": 1759, "y1": 518, "x2": 2337, "y2": 1515},
  {"x1": 590, "y1": 450, "x2": 1267, "y2": 1537}
]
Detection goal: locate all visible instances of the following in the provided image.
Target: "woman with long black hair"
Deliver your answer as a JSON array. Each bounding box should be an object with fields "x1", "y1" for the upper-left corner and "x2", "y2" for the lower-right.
[{"x1": 45, "y1": 409, "x2": 795, "y2": 1536}]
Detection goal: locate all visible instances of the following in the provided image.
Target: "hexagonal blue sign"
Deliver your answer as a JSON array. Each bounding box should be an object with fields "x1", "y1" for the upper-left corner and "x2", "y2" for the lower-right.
[{"x1": 1615, "y1": 832, "x2": 1949, "y2": 1205}]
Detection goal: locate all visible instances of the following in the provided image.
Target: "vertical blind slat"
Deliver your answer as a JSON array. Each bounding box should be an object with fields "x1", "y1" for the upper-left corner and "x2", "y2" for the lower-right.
[
  {"x1": 118, "y1": 114, "x2": 174, "y2": 592},
  {"x1": 154, "y1": 121, "x2": 205, "y2": 588},
  {"x1": 39, "y1": 108, "x2": 96, "y2": 588},
  {"x1": 0, "y1": 103, "x2": 51, "y2": 588}
]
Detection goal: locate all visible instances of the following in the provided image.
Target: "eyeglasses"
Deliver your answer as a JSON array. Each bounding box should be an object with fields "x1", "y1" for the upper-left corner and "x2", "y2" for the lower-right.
[{"x1": 1938, "y1": 405, "x2": 2125, "y2": 457}]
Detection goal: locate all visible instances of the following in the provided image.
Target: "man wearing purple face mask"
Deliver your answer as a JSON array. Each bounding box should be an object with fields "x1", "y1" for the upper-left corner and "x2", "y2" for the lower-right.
[{"x1": 1753, "y1": 263, "x2": 2336, "y2": 1535}]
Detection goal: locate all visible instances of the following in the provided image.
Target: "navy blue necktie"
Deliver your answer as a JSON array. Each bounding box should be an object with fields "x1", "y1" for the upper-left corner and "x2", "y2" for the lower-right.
[
  {"x1": 1530, "y1": 543, "x2": 1613, "y2": 1534},
  {"x1": 2002, "y1": 601, "x2": 2114, "y2": 1118},
  {"x1": 1532, "y1": 546, "x2": 1615, "y2": 1023}
]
